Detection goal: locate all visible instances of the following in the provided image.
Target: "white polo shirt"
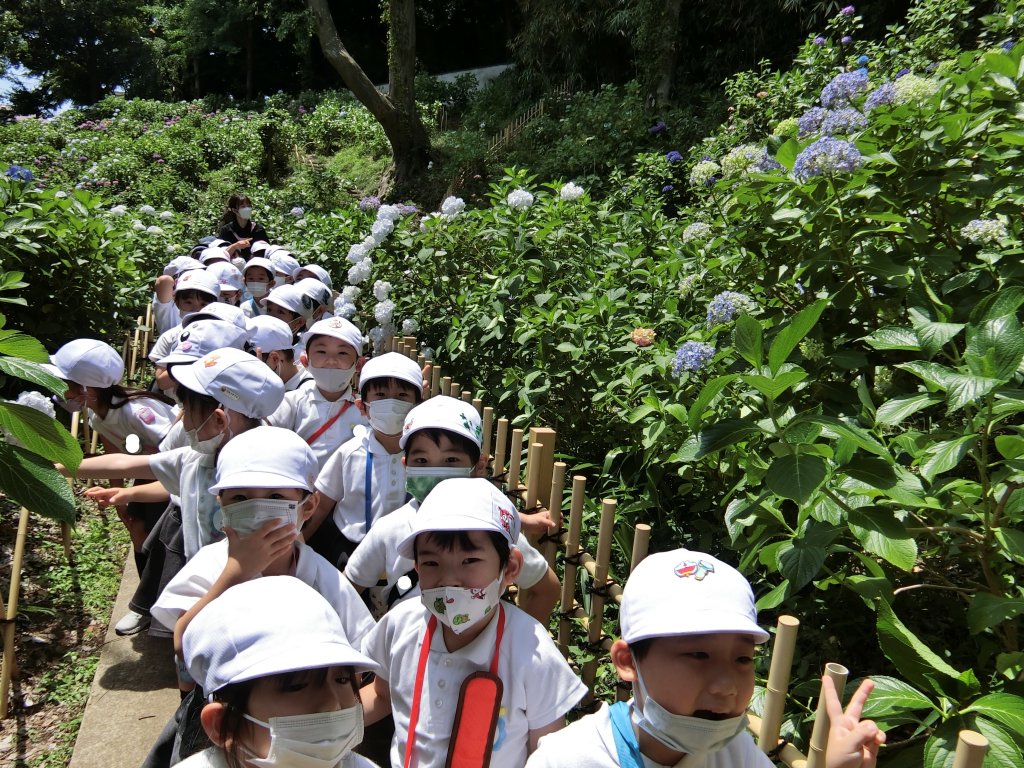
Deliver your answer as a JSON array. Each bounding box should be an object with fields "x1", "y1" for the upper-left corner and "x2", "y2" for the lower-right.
[
  {"x1": 152, "y1": 539, "x2": 375, "y2": 642},
  {"x1": 152, "y1": 297, "x2": 180, "y2": 335},
  {"x1": 344, "y1": 501, "x2": 552, "y2": 605},
  {"x1": 283, "y1": 368, "x2": 314, "y2": 392},
  {"x1": 266, "y1": 380, "x2": 367, "y2": 470},
  {"x1": 316, "y1": 431, "x2": 406, "y2": 543},
  {"x1": 241, "y1": 296, "x2": 265, "y2": 319},
  {"x1": 149, "y1": 446, "x2": 220, "y2": 559},
  {"x1": 89, "y1": 396, "x2": 177, "y2": 452},
  {"x1": 526, "y1": 702, "x2": 770, "y2": 768},
  {"x1": 149, "y1": 324, "x2": 182, "y2": 363},
  {"x1": 363, "y1": 599, "x2": 587, "y2": 768}
]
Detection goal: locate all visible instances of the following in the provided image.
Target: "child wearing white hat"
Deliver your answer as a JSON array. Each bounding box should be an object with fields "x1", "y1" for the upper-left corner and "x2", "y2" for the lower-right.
[
  {"x1": 241, "y1": 257, "x2": 277, "y2": 318},
  {"x1": 269, "y1": 249, "x2": 301, "y2": 284},
  {"x1": 266, "y1": 317, "x2": 368, "y2": 471},
  {"x1": 153, "y1": 257, "x2": 205, "y2": 334},
  {"x1": 206, "y1": 261, "x2": 244, "y2": 306},
  {"x1": 360, "y1": 477, "x2": 587, "y2": 768},
  {"x1": 304, "y1": 352, "x2": 425, "y2": 568},
  {"x1": 261, "y1": 284, "x2": 308, "y2": 338},
  {"x1": 343, "y1": 396, "x2": 560, "y2": 624},
  {"x1": 148, "y1": 270, "x2": 225, "y2": 363},
  {"x1": 526, "y1": 549, "x2": 885, "y2": 768},
  {"x1": 177, "y1": 576, "x2": 380, "y2": 768},
  {"x1": 247, "y1": 315, "x2": 313, "y2": 392}
]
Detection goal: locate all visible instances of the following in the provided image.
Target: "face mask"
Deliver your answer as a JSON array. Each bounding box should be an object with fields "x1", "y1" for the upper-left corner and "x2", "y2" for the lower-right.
[
  {"x1": 221, "y1": 498, "x2": 300, "y2": 536},
  {"x1": 246, "y1": 281, "x2": 268, "y2": 298},
  {"x1": 630, "y1": 659, "x2": 748, "y2": 757},
  {"x1": 243, "y1": 706, "x2": 363, "y2": 768},
  {"x1": 404, "y1": 466, "x2": 473, "y2": 503},
  {"x1": 238, "y1": 206, "x2": 253, "y2": 221},
  {"x1": 307, "y1": 364, "x2": 355, "y2": 394},
  {"x1": 366, "y1": 398, "x2": 414, "y2": 436},
  {"x1": 421, "y1": 575, "x2": 502, "y2": 635},
  {"x1": 186, "y1": 411, "x2": 225, "y2": 455}
]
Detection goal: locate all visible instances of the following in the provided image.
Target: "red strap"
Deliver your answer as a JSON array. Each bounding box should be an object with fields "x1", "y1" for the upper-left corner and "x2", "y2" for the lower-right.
[
  {"x1": 404, "y1": 605, "x2": 505, "y2": 768},
  {"x1": 305, "y1": 400, "x2": 351, "y2": 446}
]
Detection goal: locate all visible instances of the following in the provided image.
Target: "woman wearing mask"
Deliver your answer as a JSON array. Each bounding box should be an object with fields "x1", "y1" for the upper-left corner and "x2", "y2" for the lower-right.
[{"x1": 218, "y1": 194, "x2": 268, "y2": 259}]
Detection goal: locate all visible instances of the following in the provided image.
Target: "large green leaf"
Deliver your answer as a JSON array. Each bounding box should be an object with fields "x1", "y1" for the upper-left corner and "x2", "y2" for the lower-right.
[
  {"x1": 858, "y1": 675, "x2": 935, "y2": 718},
  {"x1": 971, "y1": 285, "x2": 1024, "y2": 323},
  {"x1": 740, "y1": 370, "x2": 807, "y2": 402},
  {"x1": 922, "y1": 720, "x2": 960, "y2": 768},
  {"x1": 920, "y1": 435, "x2": 977, "y2": 483},
  {"x1": 964, "y1": 693, "x2": 1024, "y2": 737},
  {"x1": 695, "y1": 419, "x2": 761, "y2": 458},
  {"x1": 767, "y1": 299, "x2": 827, "y2": 374},
  {"x1": 0, "y1": 357, "x2": 67, "y2": 396},
  {"x1": 0, "y1": 330, "x2": 49, "y2": 362},
  {"x1": 972, "y1": 717, "x2": 1024, "y2": 768},
  {"x1": 875, "y1": 393, "x2": 942, "y2": 426},
  {"x1": 966, "y1": 315, "x2": 1024, "y2": 382},
  {"x1": 0, "y1": 402, "x2": 82, "y2": 473},
  {"x1": 765, "y1": 454, "x2": 827, "y2": 504},
  {"x1": 898, "y1": 362, "x2": 1002, "y2": 411},
  {"x1": 777, "y1": 540, "x2": 827, "y2": 591},
  {"x1": 995, "y1": 528, "x2": 1024, "y2": 564},
  {"x1": 848, "y1": 508, "x2": 917, "y2": 571},
  {"x1": 863, "y1": 326, "x2": 921, "y2": 351},
  {"x1": 916, "y1": 322, "x2": 965, "y2": 358},
  {"x1": 803, "y1": 415, "x2": 893, "y2": 460},
  {"x1": 968, "y1": 593, "x2": 1024, "y2": 635},
  {"x1": 877, "y1": 601, "x2": 961, "y2": 698},
  {"x1": 732, "y1": 315, "x2": 763, "y2": 367},
  {"x1": 688, "y1": 374, "x2": 738, "y2": 430},
  {"x1": 0, "y1": 442, "x2": 77, "y2": 525}
]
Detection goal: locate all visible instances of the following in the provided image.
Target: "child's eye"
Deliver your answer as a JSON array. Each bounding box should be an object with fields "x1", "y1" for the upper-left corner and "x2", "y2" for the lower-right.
[
  {"x1": 684, "y1": 651, "x2": 710, "y2": 660},
  {"x1": 334, "y1": 673, "x2": 353, "y2": 685},
  {"x1": 737, "y1": 656, "x2": 754, "y2": 665},
  {"x1": 419, "y1": 560, "x2": 438, "y2": 567},
  {"x1": 462, "y1": 557, "x2": 482, "y2": 565},
  {"x1": 281, "y1": 681, "x2": 308, "y2": 693}
]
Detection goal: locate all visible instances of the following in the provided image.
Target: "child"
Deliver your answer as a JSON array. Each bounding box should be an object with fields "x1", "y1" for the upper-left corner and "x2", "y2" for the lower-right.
[
  {"x1": 178, "y1": 576, "x2": 380, "y2": 768},
  {"x1": 241, "y1": 256, "x2": 277, "y2": 318},
  {"x1": 247, "y1": 315, "x2": 312, "y2": 391},
  {"x1": 294, "y1": 263, "x2": 334, "y2": 289},
  {"x1": 153, "y1": 257, "x2": 205, "y2": 333},
  {"x1": 293, "y1": 276, "x2": 334, "y2": 327},
  {"x1": 305, "y1": 352, "x2": 424, "y2": 567},
  {"x1": 267, "y1": 317, "x2": 368, "y2": 470},
  {"x1": 360, "y1": 477, "x2": 587, "y2": 768},
  {"x1": 526, "y1": 549, "x2": 886, "y2": 768},
  {"x1": 206, "y1": 261, "x2": 244, "y2": 306},
  {"x1": 198, "y1": 246, "x2": 232, "y2": 267},
  {"x1": 343, "y1": 396, "x2": 561, "y2": 624},
  {"x1": 261, "y1": 284, "x2": 308, "y2": 337},
  {"x1": 149, "y1": 270, "x2": 222, "y2": 364},
  {"x1": 269, "y1": 249, "x2": 300, "y2": 284}
]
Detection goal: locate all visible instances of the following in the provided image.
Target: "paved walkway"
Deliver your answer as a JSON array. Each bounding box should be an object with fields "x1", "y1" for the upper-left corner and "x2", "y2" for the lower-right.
[{"x1": 69, "y1": 554, "x2": 179, "y2": 768}]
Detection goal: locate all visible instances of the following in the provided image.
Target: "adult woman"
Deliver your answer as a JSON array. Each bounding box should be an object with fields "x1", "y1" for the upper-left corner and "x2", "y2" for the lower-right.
[{"x1": 217, "y1": 193, "x2": 268, "y2": 259}]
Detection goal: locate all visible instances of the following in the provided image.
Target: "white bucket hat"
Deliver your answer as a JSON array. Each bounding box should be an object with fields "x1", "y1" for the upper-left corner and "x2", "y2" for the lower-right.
[
  {"x1": 399, "y1": 395, "x2": 482, "y2": 450},
  {"x1": 301, "y1": 317, "x2": 365, "y2": 354},
  {"x1": 210, "y1": 426, "x2": 318, "y2": 493},
  {"x1": 359, "y1": 352, "x2": 422, "y2": 393}
]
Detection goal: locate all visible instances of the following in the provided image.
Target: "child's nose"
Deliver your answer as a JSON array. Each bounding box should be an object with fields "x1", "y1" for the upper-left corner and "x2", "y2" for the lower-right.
[{"x1": 705, "y1": 667, "x2": 739, "y2": 697}]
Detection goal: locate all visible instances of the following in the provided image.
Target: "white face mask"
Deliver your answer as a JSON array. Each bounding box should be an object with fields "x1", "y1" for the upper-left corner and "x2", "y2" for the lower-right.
[
  {"x1": 404, "y1": 466, "x2": 473, "y2": 503},
  {"x1": 243, "y1": 705, "x2": 363, "y2": 768},
  {"x1": 221, "y1": 498, "x2": 300, "y2": 536},
  {"x1": 631, "y1": 659, "x2": 748, "y2": 758},
  {"x1": 238, "y1": 206, "x2": 253, "y2": 221},
  {"x1": 186, "y1": 411, "x2": 225, "y2": 455},
  {"x1": 307, "y1": 364, "x2": 355, "y2": 394},
  {"x1": 421, "y1": 574, "x2": 503, "y2": 635},
  {"x1": 246, "y1": 281, "x2": 269, "y2": 298},
  {"x1": 366, "y1": 398, "x2": 414, "y2": 436}
]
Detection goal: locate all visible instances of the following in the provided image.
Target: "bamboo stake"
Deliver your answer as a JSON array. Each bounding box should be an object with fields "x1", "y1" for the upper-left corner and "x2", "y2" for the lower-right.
[
  {"x1": 0, "y1": 507, "x2": 31, "y2": 717},
  {"x1": 525, "y1": 428, "x2": 556, "y2": 508},
  {"x1": 543, "y1": 462, "x2": 567, "y2": 567},
  {"x1": 143, "y1": 302, "x2": 153, "y2": 354},
  {"x1": 403, "y1": 336, "x2": 417, "y2": 358},
  {"x1": 430, "y1": 365, "x2": 442, "y2": 398},
  {"x1": 441, "y1": 377, "x2": 452, "y2": 398},
  {"x1": 557, "y1": 476, "x2": 587, "y2": 656},
  {"x1": 507, "y1": 429, "x2": 524, "y2": 492},
  {"x1": 450, "y1": 382, "x2": 461, "y2": 399},
  {"x1": 492, "y1": 419, "x2": 509, "y2": 481},
  {"x1": 524, "y1": 442, "x2": 543, "y2": 513},
  {"x1": 807, "y1": 663, "x2": 848, "y2": 768},
  {"x1": 630, "y1": 524, "x2": 651, "y2": 572},
  {"x1": 481, "y1": 407, "x2": 494, "y2": 469},
  {"x1": 417, "y1": 354, "x2": 426, "y2": 368},
  {"x1": 582, "y1": 499, "x2": 617, "y2": 697},
  {"x1": 460, "y1": 391, "x2": 472, "y2": 404},
  {"x1": 953, "y1": 730, "x2": 989, "y2": 768},
  {"x1": 758, "y1": 616, "x2": 800, "y2": 754},
  {"x1": 128, "y1": 315, "x2": 143, "y2": 383},
  {"x1": 746, "y1": 715, "x2": 809, "y2": 767}
]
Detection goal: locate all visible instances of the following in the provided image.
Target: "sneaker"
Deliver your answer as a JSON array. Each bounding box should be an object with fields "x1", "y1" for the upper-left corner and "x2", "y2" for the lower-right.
[{"x1": 114, "y1": 610, "x2": 150, "y2": 636}]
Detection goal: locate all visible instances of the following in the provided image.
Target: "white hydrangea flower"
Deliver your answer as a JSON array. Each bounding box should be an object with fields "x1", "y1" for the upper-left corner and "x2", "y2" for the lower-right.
[
  {"x1": 420, "y1": 346, "x2": 434, "y2": 361},
  {"x1": 441, "y1": 196, "x2": 465, "y2": 217},
  {"x1": 110, "y1": 204, "x2": 128, "y2": 216},
  {"x1": 688, "y1": 160, "x2": 721, "y2": 187},
  {"x1": 139, "y1": 205, "x2": 156, "y2": 215},
  {"x1": 290, "y1": 206, "x2": 305, "y2": 217},
  {"x1": 401, "y1": 318, "x2": 419, "y2": 334},
  {"x1": 373, "y1": 280, "x2": 392, "y2": 301},
  {"x1": 560, "y1": 182, "x2": 584, "y2": 201},
  {"x1": 166, "y1": 244, "x2": 177, "y2": 253},
  {"x1": 132, "y1": 219, "x2": 146, "y2": 231},
  {"x1": 295, "y1": 219, "x2": 307, "y2": 229},
  {"x1": 347, "y1": 258, "x2": 372, "y2": 285},
  {"x1": 159, "y1": 210, "x2": 174, "y2": 220},
  {"x1": 376, "y1": 204, "x2": 401, "y2": 222},
  {"x1": 2, "y1": 391, "x2": 57, "y2": 448},
  {"x1": 893, "y1": 74, "x2": 939, "y2": 105},
  {"x1": 507, "y1": 189, "x2": 534, "y2": 210},
  {"x1": 147, "y1": 225, "x2": 164, "y2": 235},
  {"x1": 361, "y1": 236, "x2": 377, "y2": 253},
  {"x1": 374, "y1": 300, "x2": 395, "y2": 324},
  {"x1": 960, "y1": 218, "x2": 1008, "y2": 244},
  {"x1": 681, "y1": 222, "x2": 713, "y2": 244},
  {"x1": 420, "y1": 212, "x2": 441, "y2": 232},
  {"x1": 371, "y1": 218, "x2": 394, "y2": 242},
  {"x1": 341, "y1": 286, "x2": 361, "y2": 303},
  {"x1": 368, "y1": 326, "x2": 385, "y2": 351},
  {"x1": 336, "y1": 301, "x2": 358, "y2": 319},
  {"x1": 347, "y1": 243, "x2": 368, "y2": 263},
  {"x1": 54, "y1": 191, "x2": 68, "y2": 199}
]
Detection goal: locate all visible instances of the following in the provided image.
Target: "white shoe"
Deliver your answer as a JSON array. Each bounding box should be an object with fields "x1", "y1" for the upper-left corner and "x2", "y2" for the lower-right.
[{"x1": 114, "y1": 610, "x2": 150, "y2": 636}]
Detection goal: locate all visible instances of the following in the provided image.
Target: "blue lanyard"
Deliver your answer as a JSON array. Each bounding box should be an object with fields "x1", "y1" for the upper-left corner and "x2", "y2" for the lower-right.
[
  {"x1": 364, "y1": 451, "x2": 374, "y2": 533},
  {"x1": 249, "y1": 297, "x2": 261, "y2": 315},
  {"x1": 609, "y1": 701, "x2": 645, "y2": 768}
]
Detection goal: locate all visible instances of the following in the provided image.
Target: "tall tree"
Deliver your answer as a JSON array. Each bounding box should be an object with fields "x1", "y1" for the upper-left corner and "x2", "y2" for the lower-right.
[{"x1": 306, "y1": 0, "x2": 429, "y2": 196}]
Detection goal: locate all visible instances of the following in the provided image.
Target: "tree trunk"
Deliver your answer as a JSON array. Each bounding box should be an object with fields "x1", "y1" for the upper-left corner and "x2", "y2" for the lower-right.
[
  {"x1": 306, "y1": 0, "x2": 430, "y2": 196},
  {"x1": 654, "y1": 0, "x2": 683, "y2": 104}
]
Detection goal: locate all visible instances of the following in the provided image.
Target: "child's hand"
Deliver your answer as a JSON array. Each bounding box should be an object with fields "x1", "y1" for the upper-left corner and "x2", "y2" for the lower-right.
[
  {"x1": 225, "y1": 519, "x2": 297, "y2": 580},
  {"x1": 824, "y1": 676, "x2": 886, "y2": 768},
  {"x1": 84, "y1": 485, "x2": 127, "y2": 508},
  {"x1": 520, "y1": 508, "x2": 556, "y2": 538}
]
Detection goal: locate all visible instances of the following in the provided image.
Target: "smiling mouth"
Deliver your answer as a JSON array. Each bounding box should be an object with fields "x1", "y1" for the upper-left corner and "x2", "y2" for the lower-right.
[{"x1": 692, "y1": 710, "x2": 732, "y2": 721}]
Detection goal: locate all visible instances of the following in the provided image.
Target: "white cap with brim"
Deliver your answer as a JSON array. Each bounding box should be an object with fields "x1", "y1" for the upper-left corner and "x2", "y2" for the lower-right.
[
  {"x1": 170, "y1": 347, "x2": 284, "y2": 419},
  {"x1": 293, "y1": 278, "x2": 332, "y2": 318},
  {"x1": 399, "y1": 395, "x2": 482, "y2": 450},
  {"x1": 174, "y1": 269, "x2": 220, "y2": 299},
  {"x1": 243, "y1": 257, "x2": 276, "y2": 277},
  {"x1": 207, "y1": 261, "x2": 244, "y2": 293},
  {"x1": 619, "y1": 549, "x2": 769, "y2": 644},
  {"x1": 42, "y1": 339, "x2": 124, "y2": 388},
  {"x1": 163, "y1": 256, "x2": 205, "y2": 277},
  {"x1": 270, "y1": 250, "x2": 301, "y2": 277},
  {"x1": 182, "y1": 301, "x2": 248, "y2": 332},
  {"x1": 396, "y1": 477, "x2": 520, "y2": 560},
  {"x1": 210, "y1": 426, "x2": 318, "y2": 493},
  {"x1": 247, "y1": 315, "x2": 294, "y2": 354},
  {"x1": 262, "y1": 284, "x2": 305, "y2": 315},
  {"x1": 183, "y1": 576, "x2": 379, "y2": 694},
  {"x1": 360, "y1": 352, "x2": 422, "y2": 393},
  {"x1": 199, "y1": 246, "x2": 231, "y2": 265},
  {"x1": 296, "y1": 264, "x2": 333, "y2": 289},
  {"x1": 249, "y1": 241, "x2": 272, "y2": 255},
  {"x1": 158, "y1": 320, "x2": 251, "y2": 366},
  {"x1": 301, "y1": 317, "x2": 364, "y2": 354}
]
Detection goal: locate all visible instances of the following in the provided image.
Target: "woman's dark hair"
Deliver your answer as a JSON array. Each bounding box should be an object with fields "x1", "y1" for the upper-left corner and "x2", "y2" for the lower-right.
[
  {"x1": 359, "y1": 376, "x2": 423, "y2": 404},
  {"x1": 95, "y1": 384, "x2": 175, "y2": 411},
  {"x1": 219, "y1": 193, "x2": 252, "y2": 227},
  {"x1": 403, "y1": 428, "x2": 480, "y2": 464},
  {"x1": 414, "y1": 530, "x2": 510, "y2": 570}
]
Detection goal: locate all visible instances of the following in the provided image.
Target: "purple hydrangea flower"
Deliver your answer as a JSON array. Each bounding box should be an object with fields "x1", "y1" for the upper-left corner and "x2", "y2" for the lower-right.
[
  {"x1": 841, "y1": 5, "x2": 855, "y2": 15},
  {"x1": 798, "y1": 107, "x2": 828, "y2": 137},
  {"x1": 814, "y1": 36, "x2": 827, "y2": 46},
  {"x1": 821, "y1": 70, "x2": 869, "y2": 107},
  {"x1": 821, "y1": 107, "x2": 867, "y2": 135},
  {"x1": 1002, "y1": 40, "x2": 1015, "y2": 52},
  {"x1": 706, "y1": 291, "x2": 754, "y2": 327},
  {"x1": 896, "y1": 68, "x2": 911, "y2": 78},
  {"x1": 358, "y1": 195, "x2": 381, "y2": 212},
  {"x1": 672, "y1": 341, "x2": 716, "y2": 375},
  {"x1": 865, "y1": 82, "x2": 897, "y2": 111},
  {"x1": 841, "y1": 35, "x2": 853, "y2": 44},
  {"x1": 662, "y1": 184, "x2": 675, "y2": 193},
  {"x1": 793, "y1": 137, "x2": 864, "y2": 181},
  {"x1": 666, "y1": 150, "x2": 683, "y2": 163},
  {"x1": 649, "y1": 120, "x2": 667, "y2": 135},
  {"x1": 5, "y1": 165, "x2": 33, "y2": 181}
]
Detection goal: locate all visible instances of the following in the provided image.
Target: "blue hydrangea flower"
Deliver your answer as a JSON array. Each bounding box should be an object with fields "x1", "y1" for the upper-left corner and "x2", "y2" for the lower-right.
[
  {"x1": 649, "y1": 121, "x2": 667, "y2": 135},
  {"x1": 896, "y1": 68, "x2": 910, "y2": 78},
  {"x1": 821, "y1": 107, "x2": 867, "y2": 135},
  {"x1": 857, "y1": 55, "x2": 869, "y2": 65},
  {"x1": 814, "y1": 36, "x2": 827, "y2": 46},
  {"x1": 841, "y1": 5, "x2": 855, "y2": 15},
  {"x1": 798, "y1": 107, "x2": 828, "y2": 138},
  {"x1": 666, "y1": 150, "x2": 683, "y2": 163},
  {"x1": 865, "y1": 82, "x2": 897, "y2": 111},
  {"x1": 662, "y1": 184, "x2": 675, "y2": 193},
  {"x1": 672, "y1": 341, "x2": 716, "y2": 375},
  {"x1": 793, "y1": 137, "x2": 864, "y2": 181},
  {"x1": 1002, "y1": 40, "x2": 1015, "y2": 52},
  {"x1": 706, "y1": 291, "x2": 754, "y2": 328},
  {"x1": 960, "y1": 218, "x2": 1008, "y2": 244},
  {"x1": 841, "y1": 35, "x2": 853, "y2": 45},
  {"x1": 5, "y1": 165, "x2": 33, "y2": 182},
  {"x1": 358, "y1": 195, "x2": 381, "y2": 212},
  {"x1": 821, "y1": 70, "x2": 869, "y2": 107}
]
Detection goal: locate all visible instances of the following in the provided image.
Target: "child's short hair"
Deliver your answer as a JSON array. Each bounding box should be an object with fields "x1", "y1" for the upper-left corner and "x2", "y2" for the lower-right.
[
  {"x1": 413, "y1": 530, "x2": 511, "y2": 570},
  {"x1": 358, "y1": 352, "x2": 424, "y2": 402},
  {"x1": 360, "y1": 375, "x2": 422, "y2": 402},
  {"x1": 404, "y1": 427, "x2": 481, "y2": 465},
  {"x1": 399, "y1": 396, "x2": 484, "y2": 463}
]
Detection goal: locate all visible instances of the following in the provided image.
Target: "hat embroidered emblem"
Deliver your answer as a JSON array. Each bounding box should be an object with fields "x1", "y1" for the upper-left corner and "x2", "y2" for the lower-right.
[
  {"x1": 219, "y1": 386, "x2": 241, "y2": 401},
  {"x1": 675, "y1": 560, "x2": 715, "y2": 580},
  {"x1": 498, "y1": 505, "x2": 514, "y2": 537},
  {"x1": 327, "y1": 318, "x2": 345, "y2": 328},
  {"x1": 204, "y1": 354, "x2": 220, "y2": 368}
]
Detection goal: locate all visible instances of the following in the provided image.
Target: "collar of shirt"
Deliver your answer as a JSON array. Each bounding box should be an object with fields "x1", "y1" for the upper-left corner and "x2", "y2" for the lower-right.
[{"x1": 427, "y1": 600, "x2": 502, "y2": 663}]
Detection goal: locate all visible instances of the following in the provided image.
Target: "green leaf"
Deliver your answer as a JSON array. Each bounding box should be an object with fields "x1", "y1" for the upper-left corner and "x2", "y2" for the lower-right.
[
  {"x1": 966, "y1": 315, "x2": 1024, "y2": 382},
  {"x1": 995, "y1": 435, "x2": 1024, "y2": 460},
  {"x1": 995, "y1": 528, "x2": 1024, "y2": 563},
  {"x1": 803, "y1": 415, "x2": 893, "y2": 460},
  {"x1": 695, "y1": 419, "x2": 761, "y2": 458},
  {"x1": 755, "y1": 579, "x2": 789, "y2": 610},
  {"x1": 765, "y1": 454, "x2": 827, "y2": 504},
  {"x1": 688, "y1": 374, "x2": 738, "y2": 430},
  {"x1": 863, "y1": 326, "x2": 921, "y2": 351},
  {"x1": 877, "y1": 601, "x2": 961, "y2": 697},
  {"x1": 0, "y1": 358, "x2": 67, "y2": 396},
  {"x1": 920, "y1": 436, "x2": 977, "y2": 483},
  {"x1": 915, "y1": 322, "x2": 964, "y2": 358},
  {"x1": 922, "y1": 720, "x2": 960, "y2": 768},
  {"x1": 0, "y1": 443, "x2": 77, "y2": 525},
  {"x1": 964, "y1": 693, "x2": 1024, "y2": 737},
  {"x1": 972, "y1": 286, "x2": 1024, "y2": 323},
  {"x1": 732, "y1": 315, "x2": 763, "y2": 367},
  {"x1": 767, "y1": 299, "x2": 827, "y2": 374},
  {"x1": 848, "y1": 509, "x2": 917, "y2": 571},
  {"x1": 875, "y1": 394, "x2": 942, "y2": 426},
  {"x1": 0, "y1": 403, "x2": 82, "y2": 474},
  {"x1": 898, "y1": 362, "x2": 1002, "y2": 411},
  {"x1": 971, "y1": 717, "x2": 1024, "y2": 768},
  {"x1": 627, "y1": 403, "x2": 657, "y2": 424},
  {"x1": 840, "y1": 456, "x2": 897, "y2": 490},
  {"x1": 740, "y1": 370, "x2": 807, "y2": 401},
  {"x1": 0, "y1": 330, "x2": 48, "y2": 362},
  {"x1": 968, "y1": 593, "x2": 1024, "y2": 635},
  {"x1": 858, "y1": 675, "x2": 935, "y2": 718},
  {"x1": 777, "y1": 540, "x2": 827, "y2": 591},
  {"x1": 775, "y1": 138, "x2": 799, "y2": 170}
]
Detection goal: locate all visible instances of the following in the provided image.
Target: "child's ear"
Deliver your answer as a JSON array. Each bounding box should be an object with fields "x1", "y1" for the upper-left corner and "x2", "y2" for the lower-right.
[
  {"x1": 471, "y1": 451, "x2": 488, "y2": 477},
  {"x1": 503, "y1": 547, "x2": 523, "y2": 586},
  {"x1": 200, "y1": 701, "x2": 228, "y2": 747},
  {"x1": 299, "y1": 351, "x2": 309, "y2": 367},
  {"x1": 610, "y1": 639, "x2": 638, "y2": 683},
  {"x1": 299, "y1": 491, "x2": 319, "y2": 523},
  {"x1": 356, "y1": 398, "x2": 368, "y2": 417}
]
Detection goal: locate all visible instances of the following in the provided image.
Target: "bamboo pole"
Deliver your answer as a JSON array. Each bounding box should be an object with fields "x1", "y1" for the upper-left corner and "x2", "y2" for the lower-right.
[
  {"x1": 143, "y1": 302, "x2": 153, "y2": 354},
  {"x1": 543, "y1": 462, "x2": 567, "y2": 567},
  {"x1": 524, "y1": 442, "x2": 543, "y2": 514},
  {"x1": 128, "y1": 315, "x2": 143, "y2": 383},
  {"x1": 630, "y1": 524, "x2": 651, "y2": 573},
  {"x1": 807, "y1": 663, "x2": 848, "y2": 768},
  {"x1": 525, "y1": 428, "x2": 556, "y2": 509},
  {"x1": 403, "y1": 336, "x2": 417, "y2": 357},
  {"x1": 460, "y1": 391, "x2": 472, "y2": 404},
  {"x1": 746, "y1": 715, "x2": 809, "y2": 767},
  {"x1": 557, "y1": 476, "x2": 587, "y2": 656},
  {"x1": 441, "y1": 377, "x2": 452, "y2": 398},
  {"x1": 450, "y1": 382, "x2": 461, "y2": 399},
  {"x1": 430, "y1": 365, "x2": 442, "y2": 398},
  {"x1": 472, "y1": 397, "x2": 483, "y2": 416},
  {"x1": 0, "y1": 507, "x2": 31, "y2": 717},
  {"x1": 492, "y1": 419, "x2": 509, "y2": 481},
  {"x1": 507, "y1": 429, "x2": 524, "y2": 492},
  {"x1": 953, "y1": 730, "x2": 989, "y2": 768},
  {"x1": 417, "y1": 354, "x2": 426, "y2": 369},
  {"x1": 581, "y1": 499, "x2": 616, "y2": 696},
  {"x1": 481, "y1": 408, "x2": 494, "y2": 469},
  {"x1": 758, "y1": 616, "x2": 800, "y2": 754}
]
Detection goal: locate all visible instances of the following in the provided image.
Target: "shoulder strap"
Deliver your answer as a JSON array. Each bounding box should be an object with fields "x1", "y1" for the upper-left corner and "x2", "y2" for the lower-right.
[
  {"x1": 609, "y1": 701, "x2": 646, "y2": 768},
  {"x1": 305, "y1": 400, "x2": 352, "y2": 445}
]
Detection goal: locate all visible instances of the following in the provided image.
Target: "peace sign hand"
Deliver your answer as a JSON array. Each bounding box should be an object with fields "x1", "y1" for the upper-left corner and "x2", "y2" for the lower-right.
[{"x1": 824, "y1": 676, "x2": 886, "y2": 768}]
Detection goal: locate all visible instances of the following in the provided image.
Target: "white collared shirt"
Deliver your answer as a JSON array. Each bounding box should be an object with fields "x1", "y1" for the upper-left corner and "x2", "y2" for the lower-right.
[
  {"x1": 149, "y1": 446, "x2": 219, "y2": 559},
  {"x1": 266, "y1": 380, "x2": 368, "y2": 470}
]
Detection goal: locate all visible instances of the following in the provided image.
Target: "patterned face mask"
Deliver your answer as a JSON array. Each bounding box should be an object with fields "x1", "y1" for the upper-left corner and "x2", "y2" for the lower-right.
[
  {"x1": 404, "y1": 466, "x2": 473, "y2": 503},
  {"x1": 420, "y1": 575, "x2": 503, "y2": 634}
]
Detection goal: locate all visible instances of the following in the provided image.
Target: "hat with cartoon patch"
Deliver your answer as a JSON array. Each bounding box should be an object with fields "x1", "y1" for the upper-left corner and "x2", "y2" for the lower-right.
[
  {"x1": 359, "y1": 352, "x2": 423, "y2": 393},
  {"x1": 170, "y1": 347, "x2": 284, "y2": 419},
  {"x1": 174, "y1": 269, "x2": 220, "y2": 299},
  {"x1": 620, "y1": 549, "x2": 769, "y2": 644},
  {"x1": 293, "y1": 277, "x2": 332, "y2": 317},
  {"x1": 397, "y1": 477, "x2": 520, "y2": 559},
  {"x1": 399, "y1": 395, "x2": 482, "y2": 450},
  {"x1": 209, "y1": 426, "x2": 318, "y2": 494},
  {"x1": 301, "y1": 317, "x2": 365, "y2": 354},
  {"x1": 158, "y1": 319, "x2": 250, "y2": 366}
]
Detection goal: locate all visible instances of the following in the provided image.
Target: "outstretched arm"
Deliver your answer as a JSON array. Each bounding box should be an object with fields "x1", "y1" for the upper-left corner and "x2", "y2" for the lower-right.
[{"x1": 824, "y1": 676, "x2": 886, "y2": 768}]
